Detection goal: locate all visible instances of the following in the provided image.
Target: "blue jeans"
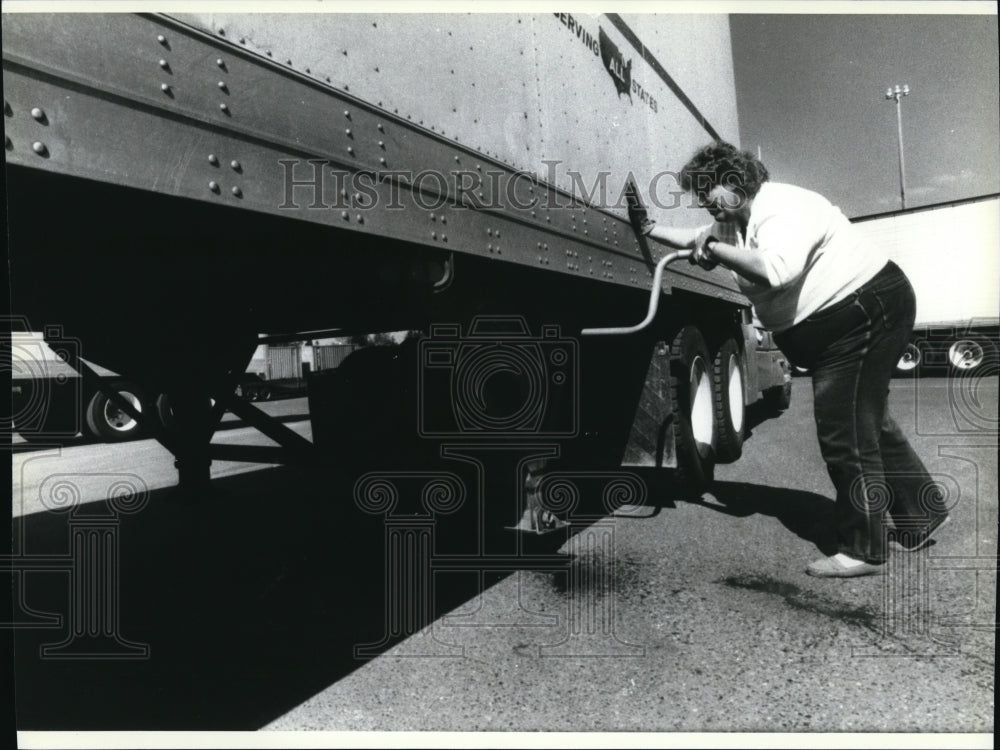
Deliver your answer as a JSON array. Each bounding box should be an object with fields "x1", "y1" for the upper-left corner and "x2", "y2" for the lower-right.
[{"x1": 774, "y1": 262, "x2": 947, "y2": 563}]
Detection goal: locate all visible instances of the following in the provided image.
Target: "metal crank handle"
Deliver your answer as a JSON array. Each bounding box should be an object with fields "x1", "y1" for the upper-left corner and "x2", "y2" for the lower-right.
[{"x1": 581, "y1": 249, "x2": 694, "y2": 336}]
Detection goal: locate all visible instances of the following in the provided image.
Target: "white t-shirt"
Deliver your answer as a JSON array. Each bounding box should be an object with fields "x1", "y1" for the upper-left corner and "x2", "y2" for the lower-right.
[{"x1": 703, "y1": 182, "x2": 888, "y2": 333}]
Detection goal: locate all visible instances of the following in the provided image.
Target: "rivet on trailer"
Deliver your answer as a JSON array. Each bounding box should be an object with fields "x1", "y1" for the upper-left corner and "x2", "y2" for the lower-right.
[{"x1": 5, "y1": 12, "x2": 792, "y2": 512}]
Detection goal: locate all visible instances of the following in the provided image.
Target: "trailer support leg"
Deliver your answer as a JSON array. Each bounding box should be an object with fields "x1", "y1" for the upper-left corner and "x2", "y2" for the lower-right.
[{"x1": 169, "y1": 386, "x2": 215, "y2": 499}]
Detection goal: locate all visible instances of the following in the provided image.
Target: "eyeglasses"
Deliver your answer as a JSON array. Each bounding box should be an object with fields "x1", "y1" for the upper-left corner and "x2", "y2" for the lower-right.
[{"x1": 697, "y1": 191, "x2": 743, "y2": 211}]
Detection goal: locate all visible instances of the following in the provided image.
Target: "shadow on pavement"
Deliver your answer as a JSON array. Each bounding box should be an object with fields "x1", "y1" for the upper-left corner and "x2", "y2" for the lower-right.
[
  {"x1": 10, "y1": 461, "x2": 572, "y2": 730},
  {"x1": 741, "y1": 399, "x2": 787, "y2": 442},
  {"x1": 12, "y1": 411, "x2": 312, "y2": 453},
  {"x1": 688, "y1": 480, "x2": 838, "y2": 555}
]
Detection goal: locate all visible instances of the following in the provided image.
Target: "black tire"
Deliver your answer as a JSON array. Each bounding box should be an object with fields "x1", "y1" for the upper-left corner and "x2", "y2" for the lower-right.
[
  {"x1": 669, "y1": 326, "x2": 715, "y2": 490},
  {"x1": 155, "y1": 392, "x2": 217, "y2": 431},
  {"x1": 947, "y1": 337, "x2": 998, "y2": 375},
  {"x1": 713, "y1": 338, "x2": 745, "y2": 463},
  {"x1": 155, "y1": 393, "x2": 175, "y2": 431},
  {"x1": 84, "y1": 381, "x2": 147, "y2": 442}
]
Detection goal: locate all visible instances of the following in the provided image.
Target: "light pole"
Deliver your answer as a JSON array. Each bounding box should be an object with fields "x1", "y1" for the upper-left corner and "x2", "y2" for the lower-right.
[{"x1": 885, "y1": 84, "x2": 910, "y2": 209}]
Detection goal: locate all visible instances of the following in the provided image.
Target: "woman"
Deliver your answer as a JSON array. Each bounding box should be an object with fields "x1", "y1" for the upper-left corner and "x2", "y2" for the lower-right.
[{"x1": 636, "y1": 141, "x2": 949, "y2": 577}]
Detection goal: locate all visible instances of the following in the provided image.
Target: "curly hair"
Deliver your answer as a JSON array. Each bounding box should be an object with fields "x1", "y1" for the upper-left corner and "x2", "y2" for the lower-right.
[{"x1": 679, "y1": 141, "x2": 770, "y2": 201}]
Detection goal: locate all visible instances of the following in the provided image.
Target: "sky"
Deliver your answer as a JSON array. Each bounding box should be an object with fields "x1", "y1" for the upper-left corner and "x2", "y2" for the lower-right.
[{"x1": 730, "y1": 11, "x2": 1000, "y2": 218}]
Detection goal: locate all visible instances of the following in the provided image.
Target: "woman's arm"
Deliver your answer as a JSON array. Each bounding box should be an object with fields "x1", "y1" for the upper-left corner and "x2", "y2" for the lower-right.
[
  {"x1": 702, "y1": 239, "x2": 772, "y2": 287},
  {"x1": 643, "y1": 217, "x2": 773, "y2": 287},
  {"x1": 644, "y1": 224, "x2": 699, "y2": 250}
]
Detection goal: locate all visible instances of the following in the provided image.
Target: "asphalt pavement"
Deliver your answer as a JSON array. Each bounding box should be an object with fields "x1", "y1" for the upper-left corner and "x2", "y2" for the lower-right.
[
  {"x1": 12, "y1": 399, "x2": 313, "y2": 517},
  {"x1": 9, "y1": 379, "x2": 997, "y2": 735},
  {"x1": 265, "y1": 378, "x2": 997, "y2": 733}
]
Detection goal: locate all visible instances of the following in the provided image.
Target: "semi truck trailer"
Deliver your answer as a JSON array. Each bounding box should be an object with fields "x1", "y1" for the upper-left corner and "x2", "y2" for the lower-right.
[
  {"x1": 5, "y1": 12, "x2": 791, "y2": 508},
  {"x1": 850, "y1": 194, "x2": 999, "y2": 376}
]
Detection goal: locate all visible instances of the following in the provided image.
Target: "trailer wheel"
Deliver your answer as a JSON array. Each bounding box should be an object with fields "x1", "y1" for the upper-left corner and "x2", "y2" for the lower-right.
[
  {"x1": 895, "y1": 343, "x2": 921, "y2": 375},
  {"x1": 670, "y1": 326, "x2": 715, "y2": 489},
  {"x1": 84, "y1": 382, "x2": 147, "y2": 442},
  {"x1": 712, "y1": 338, "x2": 745, "y2": 463},
  {"x1": 155, "y1": 394, "x2": 175, "y2": 430},
  {"x1": 948, "y1": 339, "x2": 989, "y2": 372},
  {"x1": 156, "y1": 393, "x2": 217, "y2": 431}
]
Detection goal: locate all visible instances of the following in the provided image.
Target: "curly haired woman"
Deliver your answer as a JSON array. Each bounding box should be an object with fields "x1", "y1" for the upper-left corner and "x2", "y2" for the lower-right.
[{"x1": 638, "y1": 141, "x2": 949, "y2": 577}]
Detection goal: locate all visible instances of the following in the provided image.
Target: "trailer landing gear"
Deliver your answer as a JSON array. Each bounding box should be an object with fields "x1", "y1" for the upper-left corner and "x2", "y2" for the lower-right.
[{"x1": 166, "y1": 388, "x2": 215, "y2": 501}]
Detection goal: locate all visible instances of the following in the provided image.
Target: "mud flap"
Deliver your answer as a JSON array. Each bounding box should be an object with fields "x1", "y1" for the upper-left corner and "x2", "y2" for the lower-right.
[{"x1": 620, "y1": 340, "x2": 678, "y2": 469}]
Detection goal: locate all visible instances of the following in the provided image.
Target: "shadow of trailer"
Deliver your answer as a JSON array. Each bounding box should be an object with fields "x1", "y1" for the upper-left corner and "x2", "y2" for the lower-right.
[{"x1": 5, "y1": 12, "x2": 791, "y2": 512}]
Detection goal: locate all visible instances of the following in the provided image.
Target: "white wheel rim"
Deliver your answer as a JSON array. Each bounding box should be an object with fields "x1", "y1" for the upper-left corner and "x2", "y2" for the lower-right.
[
  {"x1": 690, "y1": 356, "x2": 714, "y2": 457},
  {"x1": 727, "y1": 354, "x2": 744, "y2": 433},
  {"x1": 104, "y1": 392, "x2": 141, "y2": 432},
  {"x1": 897, "y1": 343, "x2": 921, "y2": 372},
  {"x1": 949, "y1": 340, "x2": 984, "y2": 370}
]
